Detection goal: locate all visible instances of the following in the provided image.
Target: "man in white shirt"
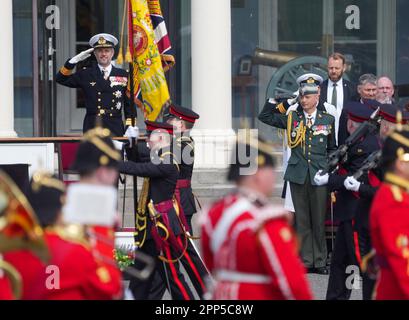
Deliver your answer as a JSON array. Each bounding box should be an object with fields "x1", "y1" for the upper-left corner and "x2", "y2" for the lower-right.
[{"x1": 320, "y1": 53, "x2": 357, "y2": 145}]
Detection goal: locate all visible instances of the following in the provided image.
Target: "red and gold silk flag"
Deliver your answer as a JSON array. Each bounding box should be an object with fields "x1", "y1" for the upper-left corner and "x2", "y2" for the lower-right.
[{"x1": 128, "y1": 0, "x2": 172, "y2": 121}]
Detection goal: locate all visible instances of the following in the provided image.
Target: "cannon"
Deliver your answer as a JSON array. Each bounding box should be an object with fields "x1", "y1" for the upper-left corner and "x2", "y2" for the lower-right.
[{"x1": 252, "y1": 48, "x2": 350, "y2": 100}]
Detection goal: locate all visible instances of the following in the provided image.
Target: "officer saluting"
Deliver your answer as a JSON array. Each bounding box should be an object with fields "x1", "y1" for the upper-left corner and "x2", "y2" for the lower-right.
[
  {"x1": 56, "y1": 33, "x2": 136, "y2": 136},
  {"x1": 259, "y1": 73, "x2": 336, "y2": 274}
]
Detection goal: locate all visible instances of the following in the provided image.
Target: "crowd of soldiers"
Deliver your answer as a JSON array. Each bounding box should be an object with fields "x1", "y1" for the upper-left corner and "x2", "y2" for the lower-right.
[{"x1": 1, "y1": 34, "x2": 409, "y2": 300}]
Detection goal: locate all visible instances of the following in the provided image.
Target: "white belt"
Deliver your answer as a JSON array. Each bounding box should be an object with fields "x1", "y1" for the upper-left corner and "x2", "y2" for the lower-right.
[{"x1": 216, "y1": 270, "x2": 272, "y2": 284}]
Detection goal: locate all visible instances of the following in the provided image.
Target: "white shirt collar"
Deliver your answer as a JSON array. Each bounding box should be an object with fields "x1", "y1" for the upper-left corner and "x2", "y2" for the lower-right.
[
  {"x1": 303, "y1": 108, "x2": 317, "y2": 121},
  {"x1": 328, "y1": 78, "x2": 343, "y2": 87},
  {"x1": 98, "y1": 64, "x2": 112, "y2": 75}
]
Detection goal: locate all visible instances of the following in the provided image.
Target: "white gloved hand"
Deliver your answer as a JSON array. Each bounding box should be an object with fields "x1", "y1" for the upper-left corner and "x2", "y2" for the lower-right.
[
  {"x1": 314, "y1": 170, "x2": 329, "y2": 186},
  {"x1": 287, "y1": 91, "x2": 299, "y2": 105},
  {"x1": 112, "y1": 140, "x2": 124, "y2": 151},
  {"x1": 124, "y1": 126, "x2": 140, "y2": 144},
  {"x1": 69, "y1": 48, "x2": 94, "y2": 64},
  {"x1": 287, "y1": 97, "x2": 298, "y2": 106},
  {"x1": 344, "y1": 176, "x2": 361, "y2": 192}
]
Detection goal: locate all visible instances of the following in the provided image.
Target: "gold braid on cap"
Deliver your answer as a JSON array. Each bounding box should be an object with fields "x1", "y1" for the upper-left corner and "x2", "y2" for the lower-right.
[
  {"x1": 83, "y1": 128, "x2": 121, "y2": 161},
  {"x1": 31, "y1": 171, "x2": 65, "y2": 193}
]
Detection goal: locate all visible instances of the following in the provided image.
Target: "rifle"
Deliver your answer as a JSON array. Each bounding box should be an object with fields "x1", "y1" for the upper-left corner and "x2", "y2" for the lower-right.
[
  {"x1": 321, "y1": 107, "x2": 381, "y2": 175},
  {"x1": 352, "y1": 150, "x2": 382, "y2": 181}
]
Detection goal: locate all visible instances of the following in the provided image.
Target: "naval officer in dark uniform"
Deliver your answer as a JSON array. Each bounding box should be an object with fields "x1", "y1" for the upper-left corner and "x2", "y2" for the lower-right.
[
  {"x1": 259, "y1": 73, "x2": 337, "y2": 274},
  {"x1": 56, "y1": 33, "x2": 136, "y2": 136}
]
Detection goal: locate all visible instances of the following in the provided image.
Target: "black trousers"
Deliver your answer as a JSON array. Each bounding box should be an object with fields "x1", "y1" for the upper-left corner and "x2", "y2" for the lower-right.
[
  {"x1": 129, "y1": 239, "x2": 195, "y2": 300},
  {"x1": 356, "y1": 226, "x2": 376, "y2": 300},
  {"x1": 148, "y1": 217, "x2": 208, "y2": 300},
  {"x1": 326, "y1": 220, "x2": 358, "y2": 300}
]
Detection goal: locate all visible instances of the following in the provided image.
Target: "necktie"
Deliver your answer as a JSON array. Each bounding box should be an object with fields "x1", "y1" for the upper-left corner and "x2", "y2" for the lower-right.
[
  {"x1": 307, "y1": 116, "x2": 313, "y2": 129},
  {"x1": 331, "y1": 83, "x2": 338, "y2": 107},
  {"x1": 102, "y1": 68, "x2": 108, "y2": 80}
]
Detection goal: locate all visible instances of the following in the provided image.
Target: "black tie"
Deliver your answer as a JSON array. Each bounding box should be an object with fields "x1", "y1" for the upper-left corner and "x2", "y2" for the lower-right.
[
  {"x1": 331, "y1": 83, "x2": 338, "y2": 107},
  {"x1": 102, "y1": 69, "x2": 108, "y2": 80}
]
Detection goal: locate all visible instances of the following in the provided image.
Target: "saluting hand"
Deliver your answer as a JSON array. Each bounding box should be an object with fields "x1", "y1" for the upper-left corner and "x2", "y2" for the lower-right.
[{"x1": 69, "y1": 48, "x2": 94, "y2": 64}]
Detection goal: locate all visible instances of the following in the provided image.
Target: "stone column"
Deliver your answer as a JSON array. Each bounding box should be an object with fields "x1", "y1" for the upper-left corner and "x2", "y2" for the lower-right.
[
  {"x1": 191, "y1": 0, "x2": 236, "y2": 168},
  {"x1": 0, "y1": 0, "x2": 17, "y2": 137}
]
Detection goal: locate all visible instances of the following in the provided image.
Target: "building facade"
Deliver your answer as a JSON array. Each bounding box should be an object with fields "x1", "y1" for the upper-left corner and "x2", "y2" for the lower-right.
[{"x1": 4, "y1": 0, "x2": 409, "y2": 142}]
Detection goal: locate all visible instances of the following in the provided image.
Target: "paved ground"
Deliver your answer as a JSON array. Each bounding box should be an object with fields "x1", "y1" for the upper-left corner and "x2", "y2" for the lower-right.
[{"x1": 125, "y1": 271, "x2": 363, "y2": 300}]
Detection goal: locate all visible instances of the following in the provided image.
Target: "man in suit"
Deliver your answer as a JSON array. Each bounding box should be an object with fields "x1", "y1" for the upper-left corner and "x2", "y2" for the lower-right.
[
  {"x1": 259, "y1": 73, "x2": 337, "y2": 274},
  {"x1": 320, "y1": 53, "x2": 357, "y2": 145},
  {"x1": 56, "y1": 33, "x2": 136, "y2": 136}
]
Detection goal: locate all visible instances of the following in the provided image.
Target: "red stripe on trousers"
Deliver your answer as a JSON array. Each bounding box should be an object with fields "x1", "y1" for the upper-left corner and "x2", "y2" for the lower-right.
[
  {"x1": 164, "y1": 245, "x2": 191, "y2": 300},
  {"x1": 177, "y1": 236, "x2": 206, "y2": 291},
  {"x1": 353, "y1": 231, "x2": 362, "y2": 266}
]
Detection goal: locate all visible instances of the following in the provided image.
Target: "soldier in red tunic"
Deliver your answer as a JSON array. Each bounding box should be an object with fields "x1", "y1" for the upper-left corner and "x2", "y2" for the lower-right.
[
  {"x1": 5, "y1": 128, "x2": 123, "y2": 300},
  {"x1": 370, "y1": 127, "x2": 409, "y2": 299},
  {"x1": 0, "y1": 170, "x2": 49, "y2": 300},
  {"x1": 0, "y1": 257, "x2": 18, "y2": 300},
  {"x1": 201, "y1": 135, "x2": 312, "y2": 300}
]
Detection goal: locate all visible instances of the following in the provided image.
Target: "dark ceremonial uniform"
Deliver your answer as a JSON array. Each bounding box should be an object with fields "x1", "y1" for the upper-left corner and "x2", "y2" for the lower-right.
[
  {"x1": 325, "y1": 102, "x2": 379, "y2": 300},
  {"x1": 56, "y1": 61, "x2": 134, "y2": 136},
  {"x1": 174, "y1": 135, "x2": 197, "y2": 232},
  {"x1": 56, "y1": 33, "x2": 136, "y2": 136},
  {"x1": 164, "y1": 104, "x2": 201, "y2": 232},
  {"x1": 259, "y1": 95, "x2": 336, "y2": 269},
  {"x1": 324, "y1": 105, "x2": 380, "y2": 299},
  {"x1": 119, "y1": 121, "x2": 195, "y2": 300},
  {"x1": 148, "y1": 105, "x2": 207, "y2": 299},
  {"x1": 147, "y1": 135, "x2": 208, "y2": 299}
]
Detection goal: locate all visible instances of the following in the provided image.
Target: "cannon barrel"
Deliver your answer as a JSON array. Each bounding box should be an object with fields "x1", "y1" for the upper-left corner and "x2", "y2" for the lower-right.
[{"x1": 252, "y1": 47, "x2": 301, "y2": 68}]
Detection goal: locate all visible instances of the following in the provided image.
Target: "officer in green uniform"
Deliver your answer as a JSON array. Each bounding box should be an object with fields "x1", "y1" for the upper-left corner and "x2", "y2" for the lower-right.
[{"x1": 258, "y1": 73, "x2": 336, "y2": 274}]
